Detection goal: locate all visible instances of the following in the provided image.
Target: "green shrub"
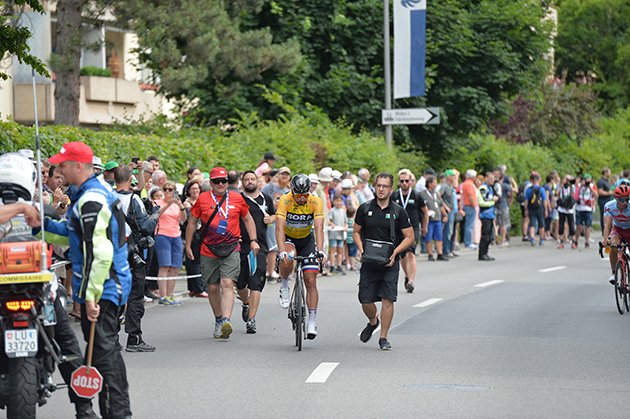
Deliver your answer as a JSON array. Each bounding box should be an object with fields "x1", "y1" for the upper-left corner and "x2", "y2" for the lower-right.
[
  {"x1": 80, "y1": 66, "x2": 113, "y2": 77},
  {"x1": 0, "y1": 102, "x2": 420, "y2": 183}
]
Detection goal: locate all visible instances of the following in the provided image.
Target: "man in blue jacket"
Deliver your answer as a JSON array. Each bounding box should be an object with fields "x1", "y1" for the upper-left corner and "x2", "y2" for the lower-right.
[
  {"x1": 477, "y1": 172, "x2": 499, "y2": 261},
  {"x1": 35, "y1": 141, "x2": 132, "y2": 419}
]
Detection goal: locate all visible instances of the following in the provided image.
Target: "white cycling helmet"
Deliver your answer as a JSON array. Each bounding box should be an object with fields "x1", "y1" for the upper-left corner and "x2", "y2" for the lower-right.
[{"x1": 0, "y1": 153, "x2": 36, "y2": 202}]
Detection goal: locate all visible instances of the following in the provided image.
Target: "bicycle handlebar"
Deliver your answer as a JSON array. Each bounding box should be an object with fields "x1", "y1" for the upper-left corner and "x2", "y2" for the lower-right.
[
  {"x1": 599, "y1": 241, "x2": 630, "y2": 258},
  {"x1": 275, "y1": 254, "x2": 325, "y2": 274}
]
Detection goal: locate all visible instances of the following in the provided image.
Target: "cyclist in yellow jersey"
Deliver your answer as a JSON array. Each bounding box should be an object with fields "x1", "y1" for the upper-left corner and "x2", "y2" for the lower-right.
[{"x1": 276, "y1": 174, "x2": 326, "y2": 339}]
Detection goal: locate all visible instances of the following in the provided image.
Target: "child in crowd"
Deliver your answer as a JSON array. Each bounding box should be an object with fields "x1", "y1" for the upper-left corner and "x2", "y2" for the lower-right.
[
  {"x1": 328, "y1": 194, "x2": 348, "y2": 275},
  {"x1": 346, "y1": 205, "x2": 358, "y2": 272}
]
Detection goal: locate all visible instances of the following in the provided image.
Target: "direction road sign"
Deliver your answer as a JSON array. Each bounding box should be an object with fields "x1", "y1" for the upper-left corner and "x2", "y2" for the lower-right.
[
  {"x1": 71, "y1": 365, "x2": 103, "y2": 399},
  {"x1": 382, "y1": 107, "x2": 439, "y2": 125}
]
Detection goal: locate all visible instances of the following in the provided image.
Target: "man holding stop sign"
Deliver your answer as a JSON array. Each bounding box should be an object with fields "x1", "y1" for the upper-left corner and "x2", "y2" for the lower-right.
[{"x1": 34, "y1": 142, "x2": 133, "y2": 418}]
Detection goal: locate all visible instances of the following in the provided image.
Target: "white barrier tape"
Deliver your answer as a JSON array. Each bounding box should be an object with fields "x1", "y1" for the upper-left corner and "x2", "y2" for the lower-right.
[{"x1": 145, "y1": 274, "x2": 202, "y2": 281}]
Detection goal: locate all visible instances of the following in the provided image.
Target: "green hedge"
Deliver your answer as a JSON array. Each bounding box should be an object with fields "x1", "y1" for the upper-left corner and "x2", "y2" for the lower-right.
[
  {"x1": 0, "y1": 102, "x2": 424, "y2": 183},
  {"x1": 80, "y1": 66, "x2": 113, "y2": 77}
]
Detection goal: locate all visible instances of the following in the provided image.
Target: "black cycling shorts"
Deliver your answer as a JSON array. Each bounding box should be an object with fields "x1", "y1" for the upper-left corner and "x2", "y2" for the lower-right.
[
  {"x1": 236, "y1": 251, "x2": 268, "y2": 292},
  {"x1": 285, "y1": 233, "x2": 319, "y2": 272}
]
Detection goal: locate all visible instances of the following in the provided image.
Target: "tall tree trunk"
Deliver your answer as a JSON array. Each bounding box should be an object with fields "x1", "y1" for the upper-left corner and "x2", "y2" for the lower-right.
[{"x1": 54, "y1": 0, "x2": 83, "y2": 126}]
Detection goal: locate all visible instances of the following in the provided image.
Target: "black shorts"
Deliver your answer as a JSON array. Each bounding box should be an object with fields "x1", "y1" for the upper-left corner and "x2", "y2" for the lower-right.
[
  {"x1": 358, "y1": 261, "x2": 400, "y2": 304},
  {"x1": 400, "y1": 225, "x2": 419, "y2": 257},
  {"x1": 285, "y1": 233, "x2": 319, "y2": 272},
  {"x1": 236, "y1": 251, "x2": 268, "y2": 292}
]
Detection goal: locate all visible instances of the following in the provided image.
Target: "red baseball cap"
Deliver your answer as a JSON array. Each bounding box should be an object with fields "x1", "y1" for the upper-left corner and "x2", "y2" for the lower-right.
[
  {"x1": 48, "y1": 141, "x2": 93, "y2": 164},
  {"x1": 210, "y1": 167, "x2": 228, "y2": 179}
]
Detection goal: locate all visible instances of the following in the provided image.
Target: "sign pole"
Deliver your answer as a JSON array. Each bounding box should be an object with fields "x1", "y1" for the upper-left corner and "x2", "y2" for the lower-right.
[
  {"x1": 384, "y1": 0, "x2": 393, "y2": 148},
  {"x1": 31, "y1": 69, "x2": 47, "y2": 270},
  {"x1": 86, "y1": 322, "x2": 95, "y2": 375}
]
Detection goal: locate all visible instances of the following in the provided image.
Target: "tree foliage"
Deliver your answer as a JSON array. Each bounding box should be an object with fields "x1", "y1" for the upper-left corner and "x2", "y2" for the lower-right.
[
  {"x1": 490, "y1": 78, "x2": 600, "y2": 146},
  {"x1": 0, "y1": 0, "x2": 49, "y2": 80},
  {"x1": 413, "y1": 0, "x2": 554, "y2": 160},
  {"x1": 115, "y1": 0, "x2": 301, "y2": 125},
  {"x1": 555, "y1": 0, "x2": 630, "y2": 114},
  {"x1": 119, "y1": 0, "x2": 554, "y2": 162}
]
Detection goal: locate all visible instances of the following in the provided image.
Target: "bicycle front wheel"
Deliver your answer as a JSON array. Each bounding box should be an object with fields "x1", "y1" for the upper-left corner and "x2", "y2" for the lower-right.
[
  {"x1": 615, "y1": 260, "x2": 626, "y2": 315},
  {"x1": 625, "y1": 260, "x2": 630, "y2": 312},
  {"x1": 295, "y1": 275, "x2": 304, "y2": 351}
]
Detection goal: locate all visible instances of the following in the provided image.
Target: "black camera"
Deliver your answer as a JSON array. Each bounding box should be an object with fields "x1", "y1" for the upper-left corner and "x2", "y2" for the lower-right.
[
  {"x1": 568, "y1": 178, "x2": 576, "y2": 185},
  {"x1": 127, "y1": 243, "x2": 146, "y2": 267},
  {"x1": 136, "y1": 235, "x2": 155, "y2": 250},
  {"x1": 127, "y1": 236, "x2": 154, "y2": 268}
]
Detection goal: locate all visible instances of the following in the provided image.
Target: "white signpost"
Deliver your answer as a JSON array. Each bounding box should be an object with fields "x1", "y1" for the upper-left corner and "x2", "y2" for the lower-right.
[{"x1": 382, "y1": 107, "x2": 439, "y2": 125}]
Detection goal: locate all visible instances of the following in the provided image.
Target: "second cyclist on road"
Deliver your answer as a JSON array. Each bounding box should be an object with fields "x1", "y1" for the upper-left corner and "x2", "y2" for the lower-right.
[
  {"x1": 603, "y1": 184, "x2": 630, "y2": 285},
  {"x1": 275, "y1": 174, "x2": 326, "y2": 339}
]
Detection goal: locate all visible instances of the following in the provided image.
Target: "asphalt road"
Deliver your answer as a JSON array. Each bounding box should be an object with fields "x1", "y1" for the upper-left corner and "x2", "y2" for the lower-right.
[{"x1": 35, "y1": 241, "x2": 629, "y2": 419}]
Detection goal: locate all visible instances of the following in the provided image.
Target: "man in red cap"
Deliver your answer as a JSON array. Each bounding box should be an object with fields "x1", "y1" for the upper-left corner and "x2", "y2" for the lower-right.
[
  {"x1": 34, "y1": 141, "x2": 133, "y2": 419},
  {"x1": 185, "y1": 167, "x2": 259, "y2": 339}
]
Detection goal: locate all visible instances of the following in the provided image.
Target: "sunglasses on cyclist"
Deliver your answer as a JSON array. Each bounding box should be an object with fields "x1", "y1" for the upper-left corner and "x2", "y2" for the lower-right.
[
  {"x1": 211, "y1": 179, "x2": 228, "y2": 185},
  {"x1": 163, "y1": 188, "x2": 174, "y2": 192},
  {"x1": 294, "y1": 193, "x2": 310, "y2": 200},
  {"x1": 617, "y1": 197, "x2": 629, "y2": 203}
]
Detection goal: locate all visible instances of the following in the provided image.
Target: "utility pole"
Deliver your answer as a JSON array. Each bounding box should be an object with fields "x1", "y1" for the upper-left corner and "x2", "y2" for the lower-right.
[{"x1": 383, "y1": 0, "x2": 393, "y2": 148}]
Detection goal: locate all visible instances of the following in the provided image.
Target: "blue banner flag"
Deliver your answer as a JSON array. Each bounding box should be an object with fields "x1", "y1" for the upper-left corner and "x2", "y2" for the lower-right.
[{"x1": 394, "y1": 0, "x2": 426, "y2": 99}]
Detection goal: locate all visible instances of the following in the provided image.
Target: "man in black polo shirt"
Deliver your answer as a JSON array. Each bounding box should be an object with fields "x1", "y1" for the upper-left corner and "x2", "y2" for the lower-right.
[
  {"x1": 238, "y1": 170, "x2": 276, "y2": 333},
  {"x1": 391, "y1": 169, "x2": 428, "y2": 294},
  {"x1": 353, "y1": 172, "x2": 415, "y2": 350}
]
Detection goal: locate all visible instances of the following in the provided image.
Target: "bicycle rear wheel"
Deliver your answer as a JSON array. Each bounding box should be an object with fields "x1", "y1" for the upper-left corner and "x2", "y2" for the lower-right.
[
  {"x1": 295, "y1": 274, "x2": 304, "y2": 351},
  {"x1": 625, "y1": 260, "x2": 630, "y2": 312},
  {"x1": 615, "y1": 260, "x2": 626, "y2": 314}
]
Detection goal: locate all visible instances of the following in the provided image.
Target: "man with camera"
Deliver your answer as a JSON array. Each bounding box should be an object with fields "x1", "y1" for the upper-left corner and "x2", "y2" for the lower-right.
[
  {"x1": 575, "y1": 174, "x2": 598, "y2": 249},
  {"x1": 556, "y1": 175, "x2": 577, "y2": 249},
  {"x1": 115, "y1": 165, "x2": 159, "y2": 352}
]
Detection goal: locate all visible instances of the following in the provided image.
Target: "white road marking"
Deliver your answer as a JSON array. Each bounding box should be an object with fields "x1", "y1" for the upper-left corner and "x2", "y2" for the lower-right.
[
  {"x1": 305, "y1": 362, "x2": 339, "y2": 383},
  {"x1": 538, "y1": 266, "x2": 567, "y2": 273},
  {"x1": 474, "y1": 280, "x2": 504, "y2": 288},
  {"x1": 413, "y1": 298, "x2": 443, "y2": 308}
]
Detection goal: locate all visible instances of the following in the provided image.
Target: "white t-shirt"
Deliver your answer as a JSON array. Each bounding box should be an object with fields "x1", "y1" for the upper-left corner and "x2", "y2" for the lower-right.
[{"x1": 576, "y1": 185, "x2": 596, "y2": 212}]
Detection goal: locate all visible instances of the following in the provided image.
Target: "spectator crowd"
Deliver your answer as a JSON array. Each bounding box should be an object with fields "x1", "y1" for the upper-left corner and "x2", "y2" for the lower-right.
[{"x1": 16, "y1": 147, "x2": 615, "y2": 345}]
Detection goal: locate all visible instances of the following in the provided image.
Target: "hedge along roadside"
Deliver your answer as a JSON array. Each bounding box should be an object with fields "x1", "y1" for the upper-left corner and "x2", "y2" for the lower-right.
[{"x1": 0, "y1": 108, "x2": 424, "y2": 183}]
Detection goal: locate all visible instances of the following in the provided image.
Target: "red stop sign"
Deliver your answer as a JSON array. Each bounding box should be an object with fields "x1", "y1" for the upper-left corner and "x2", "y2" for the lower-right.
[{"x1": 70, "y1": 365, "x2": 103, "y2": 399}]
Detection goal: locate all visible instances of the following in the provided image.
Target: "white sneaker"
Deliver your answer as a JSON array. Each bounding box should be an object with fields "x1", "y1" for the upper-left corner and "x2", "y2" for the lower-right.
[
  {"x1": 610, "y1": 274, "x2": 616, "y2": 285},
  {"x1": 279, "y1": 287, "x2": 290, "y2": 309},
  {"x1": 144, "y1": 296, "x2": 153, "y2": 303},
  {"x1": 307, "y1": 321, "x2": 317, "y2": 339},
  {"x1": 213, "y1": 322, "x2": 222, "y2": 339}
]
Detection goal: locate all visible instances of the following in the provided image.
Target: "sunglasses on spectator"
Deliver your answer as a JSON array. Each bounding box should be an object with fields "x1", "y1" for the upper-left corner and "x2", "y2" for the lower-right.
[
  {"x1": 211, "y1": 179, "x2": 228, "y2": 185},
  {"x1": 163, "y1": 188, "x2": 174, "y2": 192},
  {"x1": 399, "y1": 179, "x2": 410, "y2": 183},
  {"x1": 617, "y1": 197, "x2": 629, "y2": 203},
  {"x1": 295, "y1": 193, "x2": 310, "y2": 200}
]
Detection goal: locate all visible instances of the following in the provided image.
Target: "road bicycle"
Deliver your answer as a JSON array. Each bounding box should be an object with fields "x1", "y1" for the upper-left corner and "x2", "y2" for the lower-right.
[
  {"x1": 599, "y1": 241, "x2": 630, "y2": 314},
  {"x1": 276, "y1": 254, "x2": 322, "y2": 351}
]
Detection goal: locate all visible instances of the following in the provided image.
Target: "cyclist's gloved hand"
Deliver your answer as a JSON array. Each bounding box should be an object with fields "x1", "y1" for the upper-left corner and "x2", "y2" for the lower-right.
[{"x1": 316, "y1": 251, "x2": 326, "y2": 260}]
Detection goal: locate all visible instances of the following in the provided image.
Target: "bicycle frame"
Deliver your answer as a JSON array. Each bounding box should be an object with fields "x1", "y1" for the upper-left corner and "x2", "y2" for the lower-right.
[
  {"x1": 599, "y1": 241, "x2": 630, "y2": 314},
  {"x1": 276, "y1": 254, "x2": 322, "y2": 351}
]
